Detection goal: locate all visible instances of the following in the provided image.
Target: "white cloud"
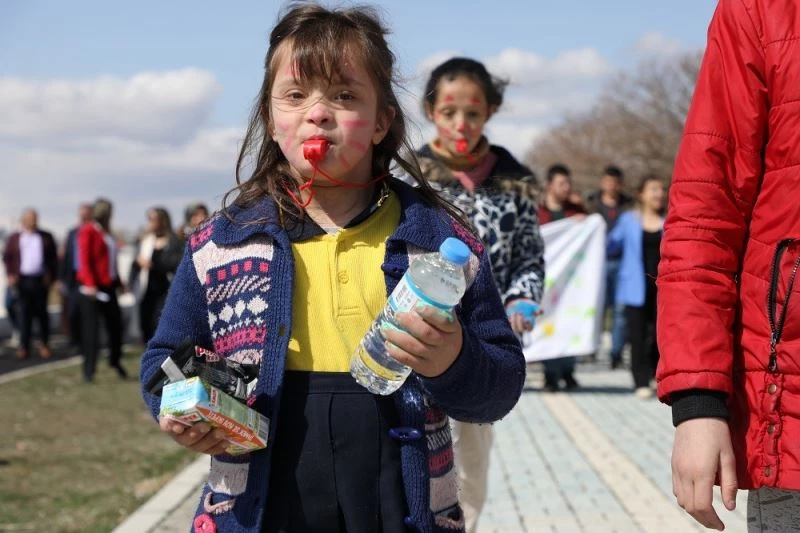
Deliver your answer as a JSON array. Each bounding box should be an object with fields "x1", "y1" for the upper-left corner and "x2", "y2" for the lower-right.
[
  {"x1": 413, "y1": 49, "x2": 463, "y2": 80},
  {"x1": 635, "y1": 31, "x2": 684, "y2": 58},
  {"x1": 484, "y1": 47, "x2": 611, "y2": 85},
  {"x1": 0, "y1": 69, "x2": 222, "y2": 145},
  {"x1": 0, "y1": 69, "x2": 237, "y2": 237}
]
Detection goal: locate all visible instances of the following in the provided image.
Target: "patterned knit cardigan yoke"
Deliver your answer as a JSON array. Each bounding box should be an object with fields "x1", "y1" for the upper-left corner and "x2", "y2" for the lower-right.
[{"x1": 140, "y1": 179, "x2": 526, "y2": 533}]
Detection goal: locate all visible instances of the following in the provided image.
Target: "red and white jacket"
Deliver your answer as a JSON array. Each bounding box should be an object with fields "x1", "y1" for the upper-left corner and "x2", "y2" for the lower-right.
[{"x1": 76, "y1": 222, "x2": 118, "y2": 289}]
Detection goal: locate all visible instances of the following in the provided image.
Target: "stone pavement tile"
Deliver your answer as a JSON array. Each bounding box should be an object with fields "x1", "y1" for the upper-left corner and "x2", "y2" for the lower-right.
[
  {"x1": 571, "y1": 368, "x2": 748, "y2": 532},
  {"x1": 153, "y1": 488, "x2": 201, "y2": 533},
  {"x1": 541, "y1": 393, "x2": 702, "y2": 532},
  {"x1": 479, "y1": 392, "x2": 628, "y2": 533}
]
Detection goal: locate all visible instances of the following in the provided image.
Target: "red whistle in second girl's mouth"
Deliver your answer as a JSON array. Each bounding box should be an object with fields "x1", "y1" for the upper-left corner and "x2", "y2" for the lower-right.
[
  {"x1": 455, "y1": 138, "x2": 468, "y2": 154},
  {"x1": 303, "y1": 139, "x2": 329, "y2": 163}
]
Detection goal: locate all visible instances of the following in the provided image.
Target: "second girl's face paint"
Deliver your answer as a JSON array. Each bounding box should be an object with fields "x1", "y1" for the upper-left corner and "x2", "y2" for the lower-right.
[
  {"x1": 269, "y1": 44, "x2": 392, "y2": 185},
  {"x1": 428, "y1": 75, "x2": 492, "y2": 157}
]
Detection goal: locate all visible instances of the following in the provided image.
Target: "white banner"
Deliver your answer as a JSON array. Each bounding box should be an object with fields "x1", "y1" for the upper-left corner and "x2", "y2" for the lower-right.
[{"x1": 523, "y1": 214, "x2": 606, "y2": 362}]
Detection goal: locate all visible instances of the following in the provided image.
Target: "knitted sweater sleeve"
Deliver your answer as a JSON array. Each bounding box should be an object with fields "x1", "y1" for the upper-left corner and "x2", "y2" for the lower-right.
[
  {"x1": 140, "y1": 244, "x2": 213, "y2": 419},
  {"x1": 420, "y1": 248, "x2": 526, "y2": 423}
]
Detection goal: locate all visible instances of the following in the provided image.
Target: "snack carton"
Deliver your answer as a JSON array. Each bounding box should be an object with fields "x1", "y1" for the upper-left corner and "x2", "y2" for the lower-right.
[{"x1": 159, "y1": 376, "x2": 269, "y2": 455}]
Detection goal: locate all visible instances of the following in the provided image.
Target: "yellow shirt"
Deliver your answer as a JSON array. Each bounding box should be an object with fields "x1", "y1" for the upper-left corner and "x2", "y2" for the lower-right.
[{"x1": 286, "y1": 190, "x2": 401, "y2": 372}]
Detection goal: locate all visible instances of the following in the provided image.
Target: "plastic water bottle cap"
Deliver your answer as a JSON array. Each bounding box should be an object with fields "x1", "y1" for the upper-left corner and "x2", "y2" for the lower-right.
[{"x1": 439, "y1": 238, "x2": 470, "y2": 266}]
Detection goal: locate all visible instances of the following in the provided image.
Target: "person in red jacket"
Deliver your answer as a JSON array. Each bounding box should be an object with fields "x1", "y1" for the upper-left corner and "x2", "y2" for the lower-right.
[
  {"x1": 77, "y1": 198, "x2": 127, "y2": 382},
  {"x1": 658, "y1": 1, "x2": 800, "y2": 530}
]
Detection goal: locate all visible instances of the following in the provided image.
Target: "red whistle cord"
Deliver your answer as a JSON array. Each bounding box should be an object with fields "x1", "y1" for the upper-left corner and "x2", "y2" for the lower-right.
[{"x1": 286, "y1": 140, "x2": 387, "y2": 209}]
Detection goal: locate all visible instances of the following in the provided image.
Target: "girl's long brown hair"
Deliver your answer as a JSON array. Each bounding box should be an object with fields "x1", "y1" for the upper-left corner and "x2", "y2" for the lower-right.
[{"x1": 223, "y1": 1, "x2": 474, "y2": 232}]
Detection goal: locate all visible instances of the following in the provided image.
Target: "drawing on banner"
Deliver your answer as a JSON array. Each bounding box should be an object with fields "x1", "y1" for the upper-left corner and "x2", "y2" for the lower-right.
[{"x1": 522, "y1": 214, "x2": 606, "y2": 362}]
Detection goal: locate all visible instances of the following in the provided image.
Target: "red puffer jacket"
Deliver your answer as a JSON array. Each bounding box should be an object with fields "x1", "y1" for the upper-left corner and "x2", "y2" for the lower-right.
[{"x1": 657, "y1": 0, "x2": 800, "y2": 490}]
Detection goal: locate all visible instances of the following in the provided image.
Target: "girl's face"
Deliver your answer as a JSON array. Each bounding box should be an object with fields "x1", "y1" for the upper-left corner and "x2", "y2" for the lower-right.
[
  {"x1": 146, "y1": 210, "x2": 159, "y2": 233},
  {"x1": 640, "y1": 180, "x2": 665, "y2": 213},
  {"x1": 427, "y1": 75, "x2": 493, "y2": 156},
  {"x1": 269, "y1": 45, "x2": 393, "y2": 185}
]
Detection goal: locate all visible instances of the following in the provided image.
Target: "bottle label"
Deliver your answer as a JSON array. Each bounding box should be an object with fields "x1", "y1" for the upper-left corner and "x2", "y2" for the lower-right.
[{"x1": 389, "y1": 274, "x2": 450, "y2": 312}]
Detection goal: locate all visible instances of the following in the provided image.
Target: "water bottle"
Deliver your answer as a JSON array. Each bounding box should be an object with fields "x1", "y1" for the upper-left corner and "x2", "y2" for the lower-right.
[{"x1": 350, "y1": 237, "x2": 471, "y2": 395}]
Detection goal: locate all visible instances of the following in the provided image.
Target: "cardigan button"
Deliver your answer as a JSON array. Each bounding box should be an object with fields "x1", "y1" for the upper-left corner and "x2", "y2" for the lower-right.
[
  {"x1": 768, "y1": 383, "x2": 778, "y2": 394},
  {"x1": 389, "y1": 427, "x2": 423, "y2": 442},
  {"x1": 767, "y1": 424, "x2": 776, "y2": 435}
]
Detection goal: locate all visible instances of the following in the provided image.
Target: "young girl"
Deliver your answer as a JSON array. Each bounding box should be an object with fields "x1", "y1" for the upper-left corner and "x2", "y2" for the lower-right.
[
  {"x1": 416, "y1": 57, "x2": 544, "y2": 533},
  {"x1": 139, "y1": 5, "x2": 525, "y2": 533},
  {"x1": 607, "y1": 175, "x2": 665, "y2": 399}
]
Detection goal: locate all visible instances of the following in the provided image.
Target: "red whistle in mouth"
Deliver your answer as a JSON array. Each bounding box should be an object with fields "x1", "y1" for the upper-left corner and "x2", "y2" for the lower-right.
[
  {"x1": 455, "y1": 138, "x2": 468, "y2": 154},
  {"x1": 303, "y1": 139, "x2": 329, "y2": 163}
]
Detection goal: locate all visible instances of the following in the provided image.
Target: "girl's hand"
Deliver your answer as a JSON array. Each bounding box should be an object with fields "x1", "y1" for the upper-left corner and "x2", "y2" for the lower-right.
[
  {"x1": 382, "y1": 304, "x2": 462, "y2": 378},
  {"x1": 507, "y1": 313, "x2": 533, "y2": 334},
  {"x1": 159, "y1": 417, "x2": 229, "y2": 455},
  {"x1": 505, "y1": 299, "x2": 539, "y2": 334}
]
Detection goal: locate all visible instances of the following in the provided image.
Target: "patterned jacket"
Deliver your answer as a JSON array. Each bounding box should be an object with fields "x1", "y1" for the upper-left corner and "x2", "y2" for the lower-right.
[
  {"x1": 416, "y1": 144, "x2": 545, "y2": 305},
  {"x1": 140, "y1": 179, "x2": 526, "y2": 533}
]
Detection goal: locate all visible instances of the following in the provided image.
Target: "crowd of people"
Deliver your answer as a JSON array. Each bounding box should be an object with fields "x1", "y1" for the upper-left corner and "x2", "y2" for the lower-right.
[
  {"x1": 2, "y1": 200, "x2": 209, "y2": 382},
  {"x1": 14, "y1": 0, "x2": 789, "y2": 531}
]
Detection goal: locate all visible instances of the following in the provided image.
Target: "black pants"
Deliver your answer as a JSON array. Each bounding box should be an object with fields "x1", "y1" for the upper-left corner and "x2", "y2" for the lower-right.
[
  {"x1": 18, "y1": 275, "x2": 50, "y2": 352},
  {"x1": 543, "y1": 357, "x2": 577, "y2": 387},
  {"x1": 5, "y1": 287, "x2": 19, "y2": 330},
  {"x1": 139, "y1": 291, "x2": 166, "y2": 344},
  {"x1": 79, "y1": 290, "x2": 122, "y2": 380},
  {"x1": 263, "y1": 372, "x2": 408, "y2": 533},
  {"x1": 65, "y1": 283, "x2": 82, "y2": 347},
  {"x1": 625, "y1": 290, "x2": 659, "y2": 389}
]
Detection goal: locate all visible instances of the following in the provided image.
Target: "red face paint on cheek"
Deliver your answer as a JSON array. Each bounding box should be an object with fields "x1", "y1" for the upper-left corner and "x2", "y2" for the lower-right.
[
  {"x1": 274, "y1": 120, "x2": 291, "y2": 133},
  {"x1": 443, "y1": 95, "x2": 455, "y2": 103},
  {"x1": 471, "y1": 97, "x2": 481, "y2": 105},
  {"x1": 347, "y1": 139, "x2": 368, "y2": 152},
  {"x1": 343, "y1": 119, "x2": 370, "y2": 129}
]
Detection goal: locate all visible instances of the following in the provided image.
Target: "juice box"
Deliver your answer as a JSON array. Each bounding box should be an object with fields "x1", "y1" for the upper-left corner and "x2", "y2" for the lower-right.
[{"x1": 159, "y1": 376, "x2": 269, "y2": 455}]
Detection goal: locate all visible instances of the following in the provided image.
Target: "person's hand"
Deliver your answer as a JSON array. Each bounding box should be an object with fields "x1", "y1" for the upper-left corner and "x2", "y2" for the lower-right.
[
  {"x1": 159, "y1": 417, "x2": 229, "y2": 455},
  {"x1": 572, "y1": 213, "x2": 588, "y2": 222},
  {"x1": 382, "y1": 304, "x2": 463, "y2": 378},
  {"x1": 82, "y1": 285, "x2": 97, "y2": 298},
  {"x1": 505, "y1": 299, "x2": 538, "y2": 333},
  {"x1": 7, "y1": 275, "x2": 18, "y2": 287},
  {"x1": 507, "y1": 313, "x2": 533, "y2": 333},
  {"x1": 672, "y1": 417, "x2": 738, "y2": 531},
  {"x1": 137, "y1": 257, "x2": 152, "y2": 270}
]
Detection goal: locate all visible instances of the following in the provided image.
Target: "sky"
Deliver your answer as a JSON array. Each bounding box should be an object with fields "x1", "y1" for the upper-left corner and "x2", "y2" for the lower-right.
[{"x1": 0, "y1": 0, "x2": 718, "y2": 238}]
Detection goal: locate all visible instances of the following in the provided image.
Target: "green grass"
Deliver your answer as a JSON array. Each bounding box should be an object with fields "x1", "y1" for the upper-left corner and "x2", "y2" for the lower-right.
[{"x1": 0, "y1": 350, "x2": 195, "y2": 532}]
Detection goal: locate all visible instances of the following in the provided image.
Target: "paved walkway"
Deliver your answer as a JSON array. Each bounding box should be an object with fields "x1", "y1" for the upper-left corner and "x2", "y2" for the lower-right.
[{"x1": 142, "y1": 359, "x2": 748, "y2": 533}]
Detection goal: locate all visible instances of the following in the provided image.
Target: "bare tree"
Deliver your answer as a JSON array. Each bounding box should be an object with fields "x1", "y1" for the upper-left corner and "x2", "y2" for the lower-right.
[{"x1": 527, "y1": 51, "x2": 702, "y2": 194}]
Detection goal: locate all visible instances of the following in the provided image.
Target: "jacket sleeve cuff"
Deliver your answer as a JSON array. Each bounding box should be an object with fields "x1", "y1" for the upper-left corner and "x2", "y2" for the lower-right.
[{"x1": 671, "y1": 389, "x2": 729, "y2": 427}]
